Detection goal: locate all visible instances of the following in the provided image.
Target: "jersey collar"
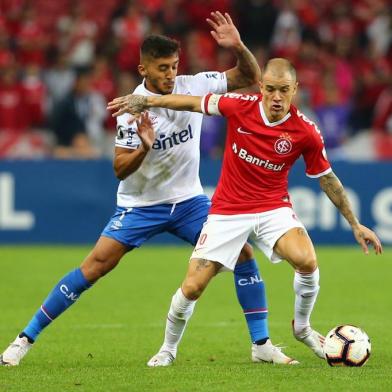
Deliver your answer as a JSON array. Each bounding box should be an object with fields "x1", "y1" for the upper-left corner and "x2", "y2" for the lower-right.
[{"x1": 259, "y1": 102, "x2": 291, "y2": 127}]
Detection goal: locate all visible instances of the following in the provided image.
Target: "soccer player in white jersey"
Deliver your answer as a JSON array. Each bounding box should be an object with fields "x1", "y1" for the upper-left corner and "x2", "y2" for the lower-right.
[
  {"x1": 0, "y1": 13, "x2": 294, "y2": 367},
  {"x1": 107, "y1": 58, "x2": 383, "y2": 361}
]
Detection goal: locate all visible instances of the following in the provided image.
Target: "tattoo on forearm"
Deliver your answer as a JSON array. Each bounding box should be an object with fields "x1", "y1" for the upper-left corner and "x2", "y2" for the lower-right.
[
  {"x1": 128, "y1": 95, "x2": 148, "y2": 113},
  {"x1": 319, "y1": 172, "x2": 359, "y2": 226},
  {"x1": 227, "y1": 46, "x2": 261, "y2": 91}
]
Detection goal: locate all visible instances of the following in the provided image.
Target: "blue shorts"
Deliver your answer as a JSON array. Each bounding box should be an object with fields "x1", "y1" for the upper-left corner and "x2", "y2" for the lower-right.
[{"x1": 101, "y1": 195, "x2": 211, "y2": 249}]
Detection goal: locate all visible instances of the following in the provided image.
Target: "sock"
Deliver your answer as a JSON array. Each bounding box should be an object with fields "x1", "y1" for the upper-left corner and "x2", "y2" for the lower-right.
[
  {"x1": 234, "y1": 259, "x2": 269, "y2": 343},
  {"x1": 22, "y1": 268, "x2": 92, "y2": 341},
  {"x1": 159, "y1": 288, "x2": 196, "y2": 357},
  {"x1": 293, "y1": 268, "x2": 320, "y2": 333}
]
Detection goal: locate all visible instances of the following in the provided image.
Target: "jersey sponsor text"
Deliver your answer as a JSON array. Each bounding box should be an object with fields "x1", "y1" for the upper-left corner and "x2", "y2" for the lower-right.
[
  {"x1": 152, "y1": 124, "x2": 193, "y2": 151},
  {"x1": 233, "y1": 143, "x2": 285, "y2": 171}
]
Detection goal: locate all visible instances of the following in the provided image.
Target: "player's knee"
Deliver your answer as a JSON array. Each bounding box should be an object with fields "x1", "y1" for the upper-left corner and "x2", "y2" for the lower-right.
[
  {"x1": 295, "y1": 254, "x2": 318, "y2": 273},
  {"x1": 81, "y1": 253, "x2": 118, "y2": 282},
  {"x1": 181, "y1": 279, "x2": 207, "y2": 300},
  {"x1": 237, "y1": 243, "x2": 254, "y2": 263}
]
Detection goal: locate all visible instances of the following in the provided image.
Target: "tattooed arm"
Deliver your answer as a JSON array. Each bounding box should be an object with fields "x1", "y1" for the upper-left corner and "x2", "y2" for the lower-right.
[
  {"x1": 206, "y1": 11, "x2": 261, "y2": 91},
  {"x1": 108, "y1": 94, "x2": 203, "y2": 118},
  {"x1": 225, "y1": 44, "x2": 261, "y2": 91},
  {"x1": 319, "y1": 172, "x2": 382, "y2": 255}
]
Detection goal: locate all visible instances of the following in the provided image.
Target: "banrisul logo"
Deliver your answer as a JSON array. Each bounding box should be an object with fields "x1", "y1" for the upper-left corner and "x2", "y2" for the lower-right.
[
  {"x1": 232, "y1": 142, "x2": 285, "y2": 171},
  {"x1": 152, "y1": 125, "x2": 193, "y2": 150}
]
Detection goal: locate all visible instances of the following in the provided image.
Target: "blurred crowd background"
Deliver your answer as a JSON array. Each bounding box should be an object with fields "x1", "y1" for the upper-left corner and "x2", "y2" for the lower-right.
[{"x1": 0, "y1": 0, "x2": 391, "y2": 160}]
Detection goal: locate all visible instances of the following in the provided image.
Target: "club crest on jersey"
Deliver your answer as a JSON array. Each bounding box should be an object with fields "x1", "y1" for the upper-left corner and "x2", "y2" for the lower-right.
[{"x1": 274, "y1": 132, "x2": 292, "y2": 155}]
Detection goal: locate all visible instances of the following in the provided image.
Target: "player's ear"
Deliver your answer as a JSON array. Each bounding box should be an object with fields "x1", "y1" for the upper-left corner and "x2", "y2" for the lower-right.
[
  {"x1": 293, "y1": 81, "x2": 298, "y2": 96},
  {"x1": 258, "y1": 81, "x2": 263, "y2": 94},
  {"x1": 138, "y1": 64, "x2": 147, "y2": 78}
]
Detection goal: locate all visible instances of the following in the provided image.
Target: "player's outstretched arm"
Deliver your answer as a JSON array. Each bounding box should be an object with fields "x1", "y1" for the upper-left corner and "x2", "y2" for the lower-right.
[
  {"x1": 206, "y1": 11, "x2": 261, "y2": 90},
  {"x1": 108, "y1": 94, "x2": 203, "y2": 118},
  {"x1": 319, "y1": 172, "x2": 383, "y2": 255},
  {"x1": 114, "y1": 112, "x2": 155, "y2": 179}
]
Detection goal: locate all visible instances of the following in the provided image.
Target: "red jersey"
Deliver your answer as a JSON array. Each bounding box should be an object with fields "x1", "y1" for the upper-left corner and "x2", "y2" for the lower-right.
[{"x1": 201, "y1": 92, "x2": 332, "y2": 215}]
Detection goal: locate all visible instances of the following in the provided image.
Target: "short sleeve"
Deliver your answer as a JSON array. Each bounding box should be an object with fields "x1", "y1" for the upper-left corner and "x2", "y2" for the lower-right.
[
  {"x1": 303, "y1": 123, "x2": 332, "y2": 178},
  {"x1": 115, "y1": 114, "x2": 141, "y2": 149},
  {"x1": 179, "y1": 72, "x2": 227, "y2": 96}
]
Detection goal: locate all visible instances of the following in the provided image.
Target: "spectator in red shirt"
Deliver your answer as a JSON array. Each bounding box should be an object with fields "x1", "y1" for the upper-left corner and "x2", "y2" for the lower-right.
[
  {"x1": 0, "y1": 66, "x2": 28, "y2": 133},
  {"x1": 372, "y1": 81, "x2": 392, "y2": 160},
  {"x1": 91, "y1": 56, "x2": 116, "y2": 101},
  {"x1": 21, "y1": 64, "x2": 47, "y2": 128},
  {"x1": 113, "y1": 2, "x2": 149, "y2": 71},
  {"x1": 16, "y1": 6, "x2": 48, "y2": 66}
]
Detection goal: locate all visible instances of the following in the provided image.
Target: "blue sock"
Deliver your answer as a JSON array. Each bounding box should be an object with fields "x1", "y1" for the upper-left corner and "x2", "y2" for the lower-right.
[
  {"x1": 234, "y1": 259, "x2": 269, "y2": 343},
  {"x1": 22, "y1": 268, "x2": 91, "y2": 341}
]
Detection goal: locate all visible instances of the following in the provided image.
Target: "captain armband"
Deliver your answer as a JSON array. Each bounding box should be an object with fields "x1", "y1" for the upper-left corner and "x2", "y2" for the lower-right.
[{"x1": 201, "y1": 94, "x2": 222, "y2": 116}]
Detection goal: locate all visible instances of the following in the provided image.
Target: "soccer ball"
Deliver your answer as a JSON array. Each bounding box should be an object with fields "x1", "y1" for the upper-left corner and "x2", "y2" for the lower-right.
[{"x1": 323, "y1": 325, "x2": 371, "y2": 367}]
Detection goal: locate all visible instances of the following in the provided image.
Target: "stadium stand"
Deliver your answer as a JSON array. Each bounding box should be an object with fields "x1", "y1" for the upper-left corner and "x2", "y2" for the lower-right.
[{"x1": 0, "y1": 0, "x2": 391, "y2": 159}]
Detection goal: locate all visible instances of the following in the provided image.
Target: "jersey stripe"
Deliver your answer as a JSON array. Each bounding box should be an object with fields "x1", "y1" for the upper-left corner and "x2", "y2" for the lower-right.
[{"x1": 306, "y1": 167, "x2": 332, "y2": 178}]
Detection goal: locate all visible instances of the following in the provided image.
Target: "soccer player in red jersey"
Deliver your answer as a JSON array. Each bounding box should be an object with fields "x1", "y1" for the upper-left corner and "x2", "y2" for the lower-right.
[{"x1": 108, "y1": 58, "x2": 383, "y2": 361}]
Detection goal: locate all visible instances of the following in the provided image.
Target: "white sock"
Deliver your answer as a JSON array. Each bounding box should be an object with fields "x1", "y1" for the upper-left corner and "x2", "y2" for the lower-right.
[
  {"x1": 293, "y1": 268, "x2": 320, "y2": 333},
  {"x1": 159, "y1": 288, "x2": 196, "y2": 357}
]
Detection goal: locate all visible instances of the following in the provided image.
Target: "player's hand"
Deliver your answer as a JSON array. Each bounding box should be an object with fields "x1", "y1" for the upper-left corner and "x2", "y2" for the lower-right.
[
  {"x1": 107, "y1": 94, "x2": 148, "y2": 119},
  {"x1": 136, "y1": 112, "x2": 155, "y2": 151},
  {"x1": 206, "y1": 11, "x2": 242, "y2": 50},
  {"x1": 352, "y1": 224, "x2": 383, "y2": 255}
]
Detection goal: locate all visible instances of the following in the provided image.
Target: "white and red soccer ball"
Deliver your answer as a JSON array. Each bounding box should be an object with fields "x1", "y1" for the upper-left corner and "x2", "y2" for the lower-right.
[{"x1": 323, "y1": 325, "x2": 371, "y2": 367}]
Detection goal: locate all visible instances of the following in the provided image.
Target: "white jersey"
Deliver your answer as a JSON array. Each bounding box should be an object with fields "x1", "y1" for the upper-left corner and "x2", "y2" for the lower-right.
[{"x1": 115, "y1": 71, "x2": 227, "y2": 207}]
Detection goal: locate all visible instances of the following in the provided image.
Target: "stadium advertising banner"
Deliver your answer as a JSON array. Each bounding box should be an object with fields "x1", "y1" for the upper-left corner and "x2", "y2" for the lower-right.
[{"x1": 0, "y1": 159, "x2": 391, "y2": 245}]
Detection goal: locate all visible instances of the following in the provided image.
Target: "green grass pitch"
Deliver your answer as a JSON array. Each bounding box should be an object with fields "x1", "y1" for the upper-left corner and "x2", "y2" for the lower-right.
[{"x1": 0, "y1": 245, "x2": 391, "y2": 392}]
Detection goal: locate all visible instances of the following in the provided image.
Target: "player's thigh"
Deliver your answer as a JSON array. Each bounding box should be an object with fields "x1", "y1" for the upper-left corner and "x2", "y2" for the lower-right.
[
  {"x1": 169, "y1": 194, "x2": 211, "y2": 245},
  {"x1": 191, "y1": 214, "x2": 253, "y2": 271},
  {"x1": 274, "y1": 227, "x2": 318, "y2": 272},
  {"x1": 251, "y1": 207, "x2": 307, "y2": 264}
]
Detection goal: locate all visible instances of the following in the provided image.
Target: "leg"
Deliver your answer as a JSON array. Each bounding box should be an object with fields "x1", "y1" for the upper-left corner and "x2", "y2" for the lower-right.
[
  {"x1": 274, "y1": 227, "x2": 325, "y2": 359},
  {"x1": 0, "y1": 237, "x2": 128, "y2": 366},
  {"x1": 169, "y1": 197, "x2": 271, "y2": 350},
  {"x1": 147, "y1": 257, "x2": 220, "y2": 367}
]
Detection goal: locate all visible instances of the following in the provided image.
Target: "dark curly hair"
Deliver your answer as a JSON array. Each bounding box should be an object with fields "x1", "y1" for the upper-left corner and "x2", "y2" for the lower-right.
[{"x1": 141, "y1": 35, "x2": 180, "y2": 59}]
